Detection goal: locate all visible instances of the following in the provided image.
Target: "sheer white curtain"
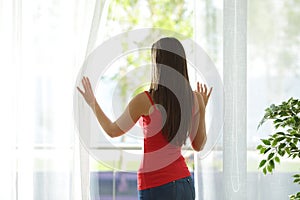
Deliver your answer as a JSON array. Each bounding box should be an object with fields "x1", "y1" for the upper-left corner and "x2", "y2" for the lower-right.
[
  {"x1": 78, "y1": 0, "x2": 105, "y2": 199},
  {"x1": 223, "y1": 0, "x2": 247, "y2": 199},
  {"x1": 0, "y1": 0, "x2": 104, "y2": 199}
]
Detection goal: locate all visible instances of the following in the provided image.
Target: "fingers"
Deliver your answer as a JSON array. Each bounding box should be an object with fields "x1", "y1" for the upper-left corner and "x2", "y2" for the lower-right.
[
  {"x1": 207, "y1": 87, "x2": 213, "y2": 99},
  {"x1": 81, "y1": 76, "x2": 91, "y2": 91},
  {"x1": 78, "y1": 76, "x2": 94, "y2": 95},
  {"x1": 86, "y1": 76, "x2": 92, "y2": 88},
  {"x1": 196, "y1": 82, "x2": 213, "y2": 96},
  {"x1": 203, "y1": 84, "x2": 207, "y2": 94},
  {"x1": 197, "y1": 82, "x2": 205, "y2": 93},
  {"x1": 77, "y1": 86, "x2": 84, "y2": 96},
  {"x1": 207, "y1": 87, "x2": 213, "y2": 96},
  {"x1": 197, "y1": 82, "x2": 205, "y2": 94},
  {"x1": 81, "y1": 77, "x2": 87, "y2": 91},
  {"x1": 82, "y1": 76, "x2": 89, "y2": 89},
  {"x1": 83, "y1": 76, "x2": 89, "y2": 87}
]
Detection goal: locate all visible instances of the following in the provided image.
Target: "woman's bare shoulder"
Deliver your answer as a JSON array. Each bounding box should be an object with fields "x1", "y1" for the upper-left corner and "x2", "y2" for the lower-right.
[
  {"x1": 132, "y1": 91, "x2": 149, "y2": 102},
  {"x1": 129, "y1": 91, "x2": 152, "y2": 115}
]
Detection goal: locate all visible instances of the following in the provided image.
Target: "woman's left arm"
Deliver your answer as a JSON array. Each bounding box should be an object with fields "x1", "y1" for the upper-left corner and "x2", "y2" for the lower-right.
[{"x1": 77, "y1": 76, "x2": 146, "y2": 138}]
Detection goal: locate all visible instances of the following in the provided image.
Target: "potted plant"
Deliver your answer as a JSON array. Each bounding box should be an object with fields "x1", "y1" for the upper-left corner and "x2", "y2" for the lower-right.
[{"x1": 257, "y1": 97, "x2": 300, "y2": 200}]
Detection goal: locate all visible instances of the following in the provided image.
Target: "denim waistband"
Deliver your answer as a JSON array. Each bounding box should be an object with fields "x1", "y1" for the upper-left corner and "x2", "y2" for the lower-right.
[{"x1": 174, "y1": 176, "x2": 193, "y2": 183}]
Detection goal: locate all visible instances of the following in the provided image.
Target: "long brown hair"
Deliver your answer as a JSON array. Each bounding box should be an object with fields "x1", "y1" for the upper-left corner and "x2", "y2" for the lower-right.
[{"x1": 150, "y1": 37, "x2": 194, "y2": 146}]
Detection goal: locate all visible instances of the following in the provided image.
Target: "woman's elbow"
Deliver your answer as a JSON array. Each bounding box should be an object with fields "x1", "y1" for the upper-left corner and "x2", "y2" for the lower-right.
[
  {"x1": 106, "y1": 130, "x2": 120, "y2": 138},
  {"x1": 192, "y1": 145, "x2": 201, "y2": 152},
  {"x1": 103, "y1": 126, "x2": 118, "y2": 138},
  {"x1": 105, "y1": 125, "x2": 124, "y2": 138},
  {"x1": 108, "y1": 132, "x2": 117, "y2": 138},
  {"x1": 193, "y1": 145, "x2": 204, "y2": 152},
  {"x1": 193, "y1": 135, "x2": 207, "y2": 152}
]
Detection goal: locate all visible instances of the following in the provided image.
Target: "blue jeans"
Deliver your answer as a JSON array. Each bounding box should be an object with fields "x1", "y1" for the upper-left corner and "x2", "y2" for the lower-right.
[{"x1": 138, "y1": 176, "x2": 195, "y2": 200}]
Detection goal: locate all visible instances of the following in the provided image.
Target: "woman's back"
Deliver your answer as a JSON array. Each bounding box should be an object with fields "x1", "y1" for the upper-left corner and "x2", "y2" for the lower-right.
[{"x1": 137, "y1": 90, "x2": 192, "y2": 190}]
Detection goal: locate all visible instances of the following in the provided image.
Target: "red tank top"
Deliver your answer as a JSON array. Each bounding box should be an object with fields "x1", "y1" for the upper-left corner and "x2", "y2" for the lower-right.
[{"x1": 137, "y1": 91, "x2": 191, "y2": 190}]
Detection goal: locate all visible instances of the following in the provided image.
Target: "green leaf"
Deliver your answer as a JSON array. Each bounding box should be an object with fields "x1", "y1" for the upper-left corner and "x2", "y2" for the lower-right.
[
  {"x1": 268, "y1": 152, "x2": 275, "y2": 160},
  {"x1": 256, "y1": 145, "x2": 263, "y2": 150},
  {"x1": 292, "y1": 154, "x2": 297, "y2": 159},
  {"x1": 275, "y1": 123, "x2": 281, "y2": 129},
  {"x1": 293, "y1": 138, "x2": 299, "y2": 144},
  {"x1": 267, "y1": 165, "x2": 273, "y2": 173},
  {"x1": 279, "y1": 111, "x2": 288, "y2": 116},
  {"x1": 259, "y1": 147, "x2": 266, "y2": 154},
  {"x1": 293, "y1": 178, "x2": 300, "y2": 183},
  {"x1": 259, "y1": 160, "x2": 267, "y2": 168},
  {"x1": 257, "y1": 119, "x2": 265, "y2": 129},
  {"x1": 294, "y1": 133, "x2": 300, "y2": 138},
  {"x1": 289, "y1": 129, "x2": 297, "y2": 135},
  {"x1": 271, "y1": 139, "x2": 279, "y2": 147},
  {"x1": 269, "y1": 159, "x2": 275, "y2": 169},
  {"x1": 270, "y1": 104, "x2": 276, "y2": 110},
  {"x1": 275, "y1": 156, "x2": 280, "y2": 163},
  {"x1": 263, "y1": 167, "x2": 267, "y2": 175},
  {"x1": 279, "y1": 143, "x2": 287, "y2": 149},
  {"x1": 274, "y1": 119, "x2": 283, "y2": 124},
  {"x1": 290, "y1": 143, "x2": 297, "y2": 148},
  {"x1": 277, "y1": 137, "x2": 286, "y2": 142},
  {"x1": 287, "y1": 129, "x2": 294, "y2": 133},
  {"x1": 264, "y1": 147, "x2": 272, "y2": 154},
  {"x1": 293, "y1": 174, "x2": 300, "y2": 178},
  {"x1": 261, "y1": 139, "x2": 271, "y2": 146},
  {"x1": 278, "y1": 150, "x2": 285, "y2": 157},
  {"x1": 276, "y1": 132, "x2": 285, "y2": 136}
]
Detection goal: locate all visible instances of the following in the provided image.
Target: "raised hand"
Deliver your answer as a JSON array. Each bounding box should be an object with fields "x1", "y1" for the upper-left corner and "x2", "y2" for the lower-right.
[
  {"x1": 77, "y1": 76, "x2": 96, "y2": 108},
  {"x1": 196, "y1": 82, "x2": 213, "y2": 107}
]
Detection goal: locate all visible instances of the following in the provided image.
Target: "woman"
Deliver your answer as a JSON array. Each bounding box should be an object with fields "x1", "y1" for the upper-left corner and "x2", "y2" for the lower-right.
[{"x1": 77, "y1": 37, "x2": 212, "y2": 200}]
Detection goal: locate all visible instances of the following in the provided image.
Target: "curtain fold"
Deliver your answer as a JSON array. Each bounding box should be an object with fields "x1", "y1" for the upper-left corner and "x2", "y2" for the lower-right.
[
  {"x1": 223, "y1": 0, "x2": 247, "y2": 199},
  {"x1": 77, "y1": 0, "x2": 105, "y2": 199}
]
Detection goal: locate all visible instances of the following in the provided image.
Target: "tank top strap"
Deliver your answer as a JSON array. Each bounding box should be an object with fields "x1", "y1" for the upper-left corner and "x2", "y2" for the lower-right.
[{"x1": 144, "y1": 91, "x2": 155, "y2": 105}]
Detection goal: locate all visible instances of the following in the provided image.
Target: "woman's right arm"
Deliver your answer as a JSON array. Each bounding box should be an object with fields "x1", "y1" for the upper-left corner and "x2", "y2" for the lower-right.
[
  {"x1": 77, "y1": 76, "x2": 148, "y2": 138},
  {"x1": 189, "y1": 82, "x2": 212, "y2": 151}
]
